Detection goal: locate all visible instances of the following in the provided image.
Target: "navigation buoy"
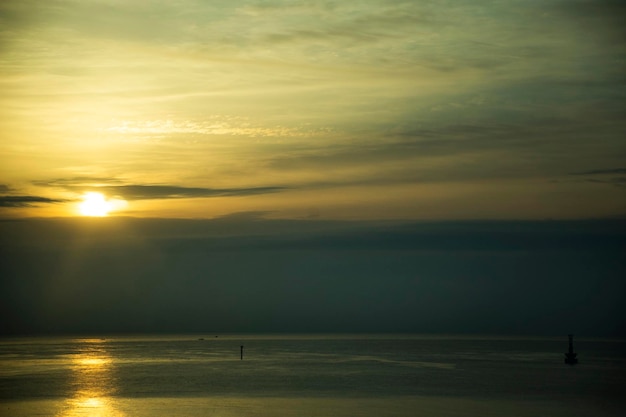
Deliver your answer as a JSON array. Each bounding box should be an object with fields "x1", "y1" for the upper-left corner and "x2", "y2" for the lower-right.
[{"x1": 564, "y1": 334, "x2": 578, "y2": 365}]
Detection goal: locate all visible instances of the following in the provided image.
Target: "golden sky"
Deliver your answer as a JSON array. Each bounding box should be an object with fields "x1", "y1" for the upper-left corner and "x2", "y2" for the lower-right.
[{"x1": 1, "y1": 0, "x2": 624, "y2": 219}]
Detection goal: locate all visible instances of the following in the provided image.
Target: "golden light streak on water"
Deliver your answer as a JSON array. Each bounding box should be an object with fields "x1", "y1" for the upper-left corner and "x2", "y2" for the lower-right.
[{"x1": 56, "y1": 339, "x2": 125, "y2": 417}]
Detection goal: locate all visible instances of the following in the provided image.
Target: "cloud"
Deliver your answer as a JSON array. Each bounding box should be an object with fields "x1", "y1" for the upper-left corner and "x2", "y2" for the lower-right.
[
  {"x1": 570, "y1": 168, "x2": 626, "y2": 176},
  {"x1": 95, "y1": 185, "x2": 288, "y2": 200},
  {"x1": 0, "y1": 195, "x2": 68, "y2": 207},
  {"x1": 100, "y1": 118, "x2": 306, "y2": 137},
  {"x1": 555, "y1": 0, "x2": 626, "y2": 23},
  {"x1": 33, "y1": 177, "x2": 124, "y2": 186},
  {"x1": 36, "y1": 178, "x2": 288, "y2": 200},
  {"x1": 585, "y1": 178, "x2": 626, "y2": 187},
  {"x1": 264, "y1": 120, "x2": 623, "y2": 188},
  {"x1": 568, "y1": 168, "x2": 626, "y2": 187}
]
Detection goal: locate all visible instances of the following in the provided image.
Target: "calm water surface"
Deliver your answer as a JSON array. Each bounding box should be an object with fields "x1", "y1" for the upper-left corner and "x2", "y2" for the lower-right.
[{"x1": 1, "y1": 334, "x2": 625, "y2": 416}]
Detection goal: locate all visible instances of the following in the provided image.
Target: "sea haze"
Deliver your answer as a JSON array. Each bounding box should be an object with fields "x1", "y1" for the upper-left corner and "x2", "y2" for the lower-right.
[
  {"x1": 1, "y1": 217, "x2": 625, "y2": 336},
  {"x1": 1, "y1": 334, "x2": 625, "y2": 416}
]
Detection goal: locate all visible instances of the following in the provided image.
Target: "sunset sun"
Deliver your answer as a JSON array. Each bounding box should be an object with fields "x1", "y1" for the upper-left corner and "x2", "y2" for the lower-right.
[{"x1": 78, "y1": 192, "x2": 113, "y2": 217}]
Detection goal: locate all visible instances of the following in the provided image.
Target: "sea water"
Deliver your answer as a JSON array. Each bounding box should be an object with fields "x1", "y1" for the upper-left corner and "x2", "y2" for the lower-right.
[{"x1": 0, "y1": 334, "x2": 624, "y2": 417}]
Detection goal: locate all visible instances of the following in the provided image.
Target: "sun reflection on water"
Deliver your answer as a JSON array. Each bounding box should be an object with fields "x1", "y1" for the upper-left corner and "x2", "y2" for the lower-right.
[
  {"x1": 77, "y1": 357, "x2": 111, "y2": 367},
  {"x1": 56, "y1": 339, "x2": 125, "y2": 417}
]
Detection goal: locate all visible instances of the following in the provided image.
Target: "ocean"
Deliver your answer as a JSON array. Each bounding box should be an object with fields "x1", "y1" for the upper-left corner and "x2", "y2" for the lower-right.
[{"x1": 0, "y1": 334, "x2": 624, "y2": 416}]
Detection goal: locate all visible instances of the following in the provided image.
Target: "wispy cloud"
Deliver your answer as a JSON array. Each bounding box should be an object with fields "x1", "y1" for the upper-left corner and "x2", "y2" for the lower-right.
[
  {"x1": 33, "y1": 177, "x2": 125, "y2": 187},
  {"x1": 93, "y1": 185, "x2": 289, "y2": 200},
  {"x1": 570, "y1": 168, "x2": 626, "y2": 176},
  {"x1": 584, "y1": 178, "x2": 626, "y2": 187},
  {"x1": 100, "y1": 118, "x2": 309, "y2": 138},
  {"x1": 0, "y1": 183, "x2": 70, "y2": 207},
  {"x1": 263, "y1": 120, "x2": 624, "y2": 187},
  {"x1": 567, "y1": 168, "x2": 626, "y2": 187},
  {"x1": 0, "y1": 195, "x2": 68, "y2": 207}
]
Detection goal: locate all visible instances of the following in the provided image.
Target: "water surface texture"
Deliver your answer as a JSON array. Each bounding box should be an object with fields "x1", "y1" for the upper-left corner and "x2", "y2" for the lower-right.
[{"x1": 1, "y1": 335, "x2": 624, "y2": 416}]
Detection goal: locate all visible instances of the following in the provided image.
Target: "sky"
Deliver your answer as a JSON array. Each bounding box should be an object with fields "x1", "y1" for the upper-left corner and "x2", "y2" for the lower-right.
[{"x1": 0, "y1": 0, "x2": 625, "y2": 336}]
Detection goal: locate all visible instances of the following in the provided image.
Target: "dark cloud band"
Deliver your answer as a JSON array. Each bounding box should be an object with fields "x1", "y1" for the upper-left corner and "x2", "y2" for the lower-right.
[
  {"x1": 35, "y1": 179, "x2": 289, "y2": 200},
  {"x1": 570, "y1": 168, "x2": 626, "y2": 176},
  {"x1": 92, "y1": 184, "x2": 289, "y2": 200},
  {"x1": 0, "y1": 195, "x2": 68, "y2": 207}
]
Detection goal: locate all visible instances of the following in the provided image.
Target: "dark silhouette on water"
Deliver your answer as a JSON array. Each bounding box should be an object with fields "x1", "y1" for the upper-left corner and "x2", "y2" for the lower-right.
[
  {"x1": 241, "y1": 345, "x2": 244, "y2": 360},
  {"x1": 564, "y1": 334, "x2": 578, "y2": 365}
]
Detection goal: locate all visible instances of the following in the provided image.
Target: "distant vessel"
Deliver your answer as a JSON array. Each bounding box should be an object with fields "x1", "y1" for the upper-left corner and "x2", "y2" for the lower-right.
[{"x1": 564, "y1": 334, "x2": 578, "y2": 365}]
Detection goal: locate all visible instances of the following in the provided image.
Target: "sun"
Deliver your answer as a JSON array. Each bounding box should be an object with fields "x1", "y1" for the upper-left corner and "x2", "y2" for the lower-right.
[{"x1": 79, "y1": 192, "x2": 113, "y2": 217}]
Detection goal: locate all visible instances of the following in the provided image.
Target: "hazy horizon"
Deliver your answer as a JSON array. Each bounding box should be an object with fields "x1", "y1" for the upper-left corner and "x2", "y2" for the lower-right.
[{"x1": 2, "y1": 216, "x2": 624, "y2": 337}]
